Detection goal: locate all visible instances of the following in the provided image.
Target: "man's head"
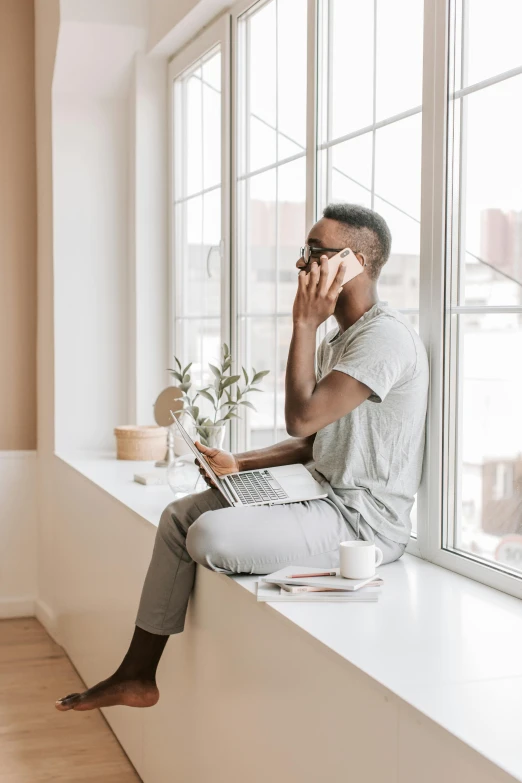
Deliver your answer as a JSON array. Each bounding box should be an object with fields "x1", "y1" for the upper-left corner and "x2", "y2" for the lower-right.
[{"x1": 300, "y1": 203, "x2": 392, "y2": 282}]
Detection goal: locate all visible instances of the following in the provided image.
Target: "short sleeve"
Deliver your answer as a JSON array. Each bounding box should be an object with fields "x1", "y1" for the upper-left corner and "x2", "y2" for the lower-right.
[{"x1": 332, "y1": 317, "x2": 416, "y2": 403}]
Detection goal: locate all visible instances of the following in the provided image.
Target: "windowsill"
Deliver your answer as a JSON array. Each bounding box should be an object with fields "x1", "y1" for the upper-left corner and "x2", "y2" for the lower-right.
[{"x1": 57, "y1": 451, "x2": 522, "y2": 783}]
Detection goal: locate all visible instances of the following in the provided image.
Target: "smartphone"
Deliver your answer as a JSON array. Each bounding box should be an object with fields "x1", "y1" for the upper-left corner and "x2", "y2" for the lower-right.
[{"x1": 324, "y1": 248, "x2": 365, "y2": 289}]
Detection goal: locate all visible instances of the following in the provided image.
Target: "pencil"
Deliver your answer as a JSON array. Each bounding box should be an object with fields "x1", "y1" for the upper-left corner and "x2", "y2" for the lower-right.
[{"x1": 288, "y1": 571, "x2": 337, "y2": 579}]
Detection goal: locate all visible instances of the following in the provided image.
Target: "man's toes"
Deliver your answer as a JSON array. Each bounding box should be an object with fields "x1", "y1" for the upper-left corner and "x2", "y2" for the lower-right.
[{"x1": 55, "y1": 692, "x2": 82, "y2": 710}]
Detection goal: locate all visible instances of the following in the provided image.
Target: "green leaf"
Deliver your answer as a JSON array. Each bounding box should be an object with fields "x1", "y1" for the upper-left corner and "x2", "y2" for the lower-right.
[
  {"x1": 187, "y1": 405, "x2": 199, "y2": 421},
  {"x1": 222, "y1": 411, "x2": 239, "y2": 420},
  {"x1": 198, "y1": 389, "x2": 215, "y2": 404},
  {"x1": 209, "y1": 363, "x2": 221, "y2": 379},
  {"x1": 180, "y1": 382, "x2": 191, "y2": 393},
  {"x1": 242, "y1": 367, "x2": 249, "y2": 385},
  {"x1": 223, "y1": 357, "x2": 232, "y2": 371},
  {"x1": 245, "y1": 387, "x2": 263, "y2": 393},
  {"x1": 239, "y1": 400, "x2": 257, "y2": 411},
  {"x1": 220, "y1": 374, "x2": 240, "y2": 390},
  {"x1": 167, "y1": 370, "x2": 183, "y2": 382},
  {"x1": 223, "y1": 343, "x2": 230, "y2": 358},
  {"x1": 175, "y1": 357, "x2": 182, "y2": 370},
  {"x1": 182, "y1": 374, "x2": 191, "y2": 383},
  {"x1": 252, "y1": 370, "x2": 270, "y2": 383},
  {"x1": 182, "y1": 363, "x2": 192, "y2": 376}
]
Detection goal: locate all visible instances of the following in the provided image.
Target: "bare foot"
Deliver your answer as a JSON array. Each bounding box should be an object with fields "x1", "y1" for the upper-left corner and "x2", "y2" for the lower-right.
[{"x1": 55, "y1": 675, "x2": 159, "y2": 712}]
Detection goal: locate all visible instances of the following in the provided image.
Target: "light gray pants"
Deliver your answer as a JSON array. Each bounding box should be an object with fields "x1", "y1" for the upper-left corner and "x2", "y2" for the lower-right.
[{"x1": 136, "y1": 489, "x2": 405, "y2": 635}]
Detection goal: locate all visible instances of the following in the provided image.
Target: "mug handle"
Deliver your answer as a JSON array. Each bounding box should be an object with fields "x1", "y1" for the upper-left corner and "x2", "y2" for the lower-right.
[{"x1": 375, "y1": 547, "x2": 383, "y2": 568}]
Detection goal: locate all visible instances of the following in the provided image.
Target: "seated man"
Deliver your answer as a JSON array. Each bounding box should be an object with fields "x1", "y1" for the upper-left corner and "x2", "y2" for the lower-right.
[{"x1": 56, "y1": 203, "x2": 428, "y2": 712}]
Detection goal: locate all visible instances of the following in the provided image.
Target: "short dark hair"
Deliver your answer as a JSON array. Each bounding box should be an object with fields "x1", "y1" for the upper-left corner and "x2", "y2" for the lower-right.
[{"x1": 323, "y1": 203, "x2": 392, "y2": 280}]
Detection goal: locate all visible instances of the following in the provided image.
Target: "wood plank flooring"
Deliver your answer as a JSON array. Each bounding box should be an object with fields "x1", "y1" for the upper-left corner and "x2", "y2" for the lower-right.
[{"x1": 0, "y1": 618, "x2": 140, "y2": 782}]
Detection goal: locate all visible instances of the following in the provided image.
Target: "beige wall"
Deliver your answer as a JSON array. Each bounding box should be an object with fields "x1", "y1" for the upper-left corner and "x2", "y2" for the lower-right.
[{"x1": 0, "y1": 0, "x2": 36, "y2": 450}]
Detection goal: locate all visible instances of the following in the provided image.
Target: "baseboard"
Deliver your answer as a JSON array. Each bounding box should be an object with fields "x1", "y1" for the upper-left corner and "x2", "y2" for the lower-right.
[
  {"x1": 0, "y1": 597, "x2": 35, "y2": 619},
  {"x1": 35, "y1": 599, "x2": 60, "y2": 641}
]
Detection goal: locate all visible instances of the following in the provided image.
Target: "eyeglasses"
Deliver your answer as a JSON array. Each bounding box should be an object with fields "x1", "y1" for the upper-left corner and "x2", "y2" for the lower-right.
[{"x1": 299, "y1": 245, "x2": 346, "y2": 264}]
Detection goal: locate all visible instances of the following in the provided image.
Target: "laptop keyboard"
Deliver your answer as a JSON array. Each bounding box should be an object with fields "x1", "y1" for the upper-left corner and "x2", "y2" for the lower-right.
[{"x1": 227, "y1": 470, "x2": 289, "y2": 505}]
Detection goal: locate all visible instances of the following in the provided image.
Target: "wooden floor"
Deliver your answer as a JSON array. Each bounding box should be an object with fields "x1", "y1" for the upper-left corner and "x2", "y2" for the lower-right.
[{"x1": 0, "y1": 618, "x2": 140, "y2": 782}]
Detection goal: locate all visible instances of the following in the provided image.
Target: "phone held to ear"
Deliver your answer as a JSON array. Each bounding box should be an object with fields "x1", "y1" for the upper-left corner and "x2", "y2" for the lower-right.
[{"x1": 324, "y1": 248, "x2": 365, "y2": 289}]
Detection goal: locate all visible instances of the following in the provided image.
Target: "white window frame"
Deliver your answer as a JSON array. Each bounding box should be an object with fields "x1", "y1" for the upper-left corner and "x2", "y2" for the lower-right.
[
  {"x1": 168, "y1": 15, "x2": 232, "y2": 382},
  {"x1": 167, "y1": 0, "x2": 522, "y2": 598},
  {"x1": 417, "y1": 0, "x2": 522, "y2": 599}
]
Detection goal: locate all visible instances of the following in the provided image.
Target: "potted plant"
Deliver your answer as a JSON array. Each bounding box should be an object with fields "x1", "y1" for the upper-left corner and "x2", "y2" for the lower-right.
[{"x1": 168, "y1": 344, "x2": 269, "y2": 448}]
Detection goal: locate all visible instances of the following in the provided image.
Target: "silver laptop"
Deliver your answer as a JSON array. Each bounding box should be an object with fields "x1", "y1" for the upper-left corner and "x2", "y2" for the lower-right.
[{"x1": 170, "y1": 414, "x2": 327, "y2": 508}]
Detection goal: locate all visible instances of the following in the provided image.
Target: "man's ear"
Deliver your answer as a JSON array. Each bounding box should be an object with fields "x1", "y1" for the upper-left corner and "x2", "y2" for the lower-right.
[{"x1": 355, "y1": 252, "x2": 367, "y2": 268}]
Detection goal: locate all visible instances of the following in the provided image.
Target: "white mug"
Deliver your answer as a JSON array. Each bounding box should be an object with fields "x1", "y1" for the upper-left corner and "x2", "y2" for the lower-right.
[{"x1": 339, "y1": 540, "x2": 383, "y2": 579}]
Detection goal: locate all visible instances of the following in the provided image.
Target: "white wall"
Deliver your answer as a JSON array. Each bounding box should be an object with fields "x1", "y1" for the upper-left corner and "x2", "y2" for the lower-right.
[
  {"x1": 53, "y1": 96, "x2": 130, "y2": 452},
  {"x1": 0, "y1": 453, "x2": 37, "y2": 618},
  {"x1": 147, "y1": 0, "x2": 230, "y2": 55},
  {"x1": 128, "y1": 54, "x2": 169, "y2": 425}
]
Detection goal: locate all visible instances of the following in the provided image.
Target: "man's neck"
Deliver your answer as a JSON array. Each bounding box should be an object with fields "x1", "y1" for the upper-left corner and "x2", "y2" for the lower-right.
[{"x1": 334, "y1": 286, "x2": 379, "y2": 333}]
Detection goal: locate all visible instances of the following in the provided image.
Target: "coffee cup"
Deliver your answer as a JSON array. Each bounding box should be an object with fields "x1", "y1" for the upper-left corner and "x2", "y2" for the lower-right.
[{"x1": 339, "y1": 540, "x2": 383, "y2": 579}]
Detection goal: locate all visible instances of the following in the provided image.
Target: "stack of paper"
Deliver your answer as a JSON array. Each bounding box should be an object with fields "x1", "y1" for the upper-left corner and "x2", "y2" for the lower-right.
[{"x1": 256, "y1": 566, "x2": 382, "y2": 602}]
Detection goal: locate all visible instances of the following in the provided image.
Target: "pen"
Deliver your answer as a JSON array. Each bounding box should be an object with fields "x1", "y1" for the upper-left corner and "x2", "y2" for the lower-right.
[{"x1": 288, "y1": 571, "x2": 337, "y2": 579}]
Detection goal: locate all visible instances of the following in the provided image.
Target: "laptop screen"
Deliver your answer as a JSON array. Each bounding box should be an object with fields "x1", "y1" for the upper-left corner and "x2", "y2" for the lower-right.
[{"x1": 170, "y1": 414, "x2": 223, "y2": 488}]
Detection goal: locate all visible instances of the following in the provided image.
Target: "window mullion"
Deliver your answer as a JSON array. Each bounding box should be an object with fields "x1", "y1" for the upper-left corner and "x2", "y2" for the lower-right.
[{"x1": 416, "y1": 0, "x2": 450, "y2": 560}]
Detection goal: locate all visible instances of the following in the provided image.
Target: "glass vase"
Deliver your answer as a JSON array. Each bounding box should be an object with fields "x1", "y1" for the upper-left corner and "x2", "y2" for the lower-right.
[{"x1": 197, "y1": 423, "x2": 226, "y2": 449}]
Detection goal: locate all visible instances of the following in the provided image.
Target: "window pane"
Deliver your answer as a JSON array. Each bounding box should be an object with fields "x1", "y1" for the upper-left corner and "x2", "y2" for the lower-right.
[
  {"x1": 318, "y1": 0, "x2": 423, "y2": 319},
  {"x1": 277, "y1": 158, "x2": 306, "y2": 313},
  {"x1": 445, "y1": 2, "x2": 522, "y2": 577},
  {"x1": 376, "y1": 0, "x2": 423, "y2": 120},
  {"x1": 237, "y1": 0, "x2": 307, "y2": 449},
  {"x1": 177, "y1": 317, "x2": 221, "y2": 392},
  {"x1": 461, "y1": 76, "x2": 522, "y2": 306},
  {"x1": 176, "y1": 190, "x2": 221, "y2": 318},
  {"x1": 247, "y1": 2, "x2": 277, "y2": 173},
  {"x1": 328, "y1": 0, "x2": 374, "y2": 140},
  {"x1": 240, "y1": 317, "x2": 277, "y2": 449},
  {"x1": 185, "y1": 70, "x2": 203, "y2": 196},
  {"x1": 277, "y1": 0, "x2": 307, "y2": 154},
  {"x1": 238, "y1": 169, "x2": 277, "y2": 316},
  {"x1": 173, "y1": 45, "x2": 223, "y2": 385},
  {"x1": 465, "y1": 0, "x2": 522, "y2": 87},
  {"x1": 202, "y1": 54, "x2": 221, "y2": 190},
  {"x1": 451, "y1": 315, "x2": 522, "y2": 575}
]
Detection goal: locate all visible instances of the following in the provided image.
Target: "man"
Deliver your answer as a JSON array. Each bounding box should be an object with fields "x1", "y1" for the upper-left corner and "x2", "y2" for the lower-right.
[{"x1": 56, "y1": 203, "x2": 428, "y2": 712}]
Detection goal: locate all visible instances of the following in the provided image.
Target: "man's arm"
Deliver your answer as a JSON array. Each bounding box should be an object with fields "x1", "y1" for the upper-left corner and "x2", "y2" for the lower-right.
[
  {"x1": 195, "y1": 436, "x2": 315, "y2": 485},
  {"x1": 235, "y1": 435, "x2": 315, "y2": 471},
  {"x1": 285, "y1": 259, "x2": 371, "y2": 438}
]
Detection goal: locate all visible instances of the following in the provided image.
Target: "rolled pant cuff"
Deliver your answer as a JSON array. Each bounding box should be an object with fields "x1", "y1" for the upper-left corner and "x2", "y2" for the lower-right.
[{"x1": 135, "y1": 617, "x2": 185, "y2": 636}]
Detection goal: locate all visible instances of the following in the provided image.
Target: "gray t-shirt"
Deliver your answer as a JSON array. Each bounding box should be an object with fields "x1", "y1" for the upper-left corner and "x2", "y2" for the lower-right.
[{"x1": 312, "y1": 302, "x2": 429, "y2": 544}]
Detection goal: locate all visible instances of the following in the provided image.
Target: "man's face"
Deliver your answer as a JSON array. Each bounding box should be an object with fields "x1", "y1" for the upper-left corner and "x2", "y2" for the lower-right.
[{"x1": 296, "y1": 217, "x2": 363, "y2": 273}]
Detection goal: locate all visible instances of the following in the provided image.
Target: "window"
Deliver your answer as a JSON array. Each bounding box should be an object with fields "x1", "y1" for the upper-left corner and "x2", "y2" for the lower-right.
[
  {"x1": 317, "y1": 0, "x2": 424, "y2": 332},
  {"x1": 235, "y1": 0, "x2": 307, "y2": 449},
  {"x1": 167, "y1": 0, "x2": 522, "y2": 598},
  {"x1": 170, "y1": 18, "x2": 229, "y2": 393},
  {"x1": 442, "y1": 0, "x2": 522, "y2": 577}
]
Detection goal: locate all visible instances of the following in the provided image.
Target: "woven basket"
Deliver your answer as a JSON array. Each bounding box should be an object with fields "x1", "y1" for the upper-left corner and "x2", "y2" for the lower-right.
[{"x1": 114, "y1": 425, "x2": 167, "y2": 461}]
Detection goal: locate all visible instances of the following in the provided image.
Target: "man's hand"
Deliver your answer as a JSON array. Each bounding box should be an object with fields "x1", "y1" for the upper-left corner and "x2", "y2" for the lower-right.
[
  {"x1": 292, "y1": 256, "x2": 346, "y2": 329},
  {"x1": 195, "y1": 442, "x2": 239, "y2": 488}
]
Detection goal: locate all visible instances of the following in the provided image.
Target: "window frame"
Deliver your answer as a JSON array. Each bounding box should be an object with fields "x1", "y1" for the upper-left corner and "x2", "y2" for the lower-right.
[
  {"x1": 167, "y1": 0, "x2": 522, "y2": 598},
  {"x1": 167, "y1": 15, "x2": 232, "y2": 390},
  {"x1": 417, "y1": 0, "x2": 522, "y2": 598}
]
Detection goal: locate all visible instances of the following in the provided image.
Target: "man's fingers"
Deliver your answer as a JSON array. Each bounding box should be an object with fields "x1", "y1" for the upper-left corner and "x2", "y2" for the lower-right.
[
  {"x1": 309, "y1": 259, "x2": 321, "y2": 287},
  {"x1": 195, "y1": 440, "x2": 210, "y2": 454},
  {"x1": 329, "y1": 262, "x2": 346, "y2": 296},
  {"x1": 297, "y1": 268, "x2": 308, "y2": 290}
]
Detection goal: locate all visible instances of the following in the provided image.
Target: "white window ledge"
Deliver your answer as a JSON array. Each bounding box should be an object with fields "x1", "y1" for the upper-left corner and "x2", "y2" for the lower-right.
[{"x1": 57, "y1": 451, "x2": 522, "y2": 783}]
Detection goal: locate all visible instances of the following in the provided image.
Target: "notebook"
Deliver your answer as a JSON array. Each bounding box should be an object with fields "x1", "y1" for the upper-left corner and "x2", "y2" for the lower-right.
[
  {"x1": 262, "y1": 566, "x2": 381, "y2": 592},
  {"x1": 256, "y1": 581, "x2": 380, "y2": 603}
]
